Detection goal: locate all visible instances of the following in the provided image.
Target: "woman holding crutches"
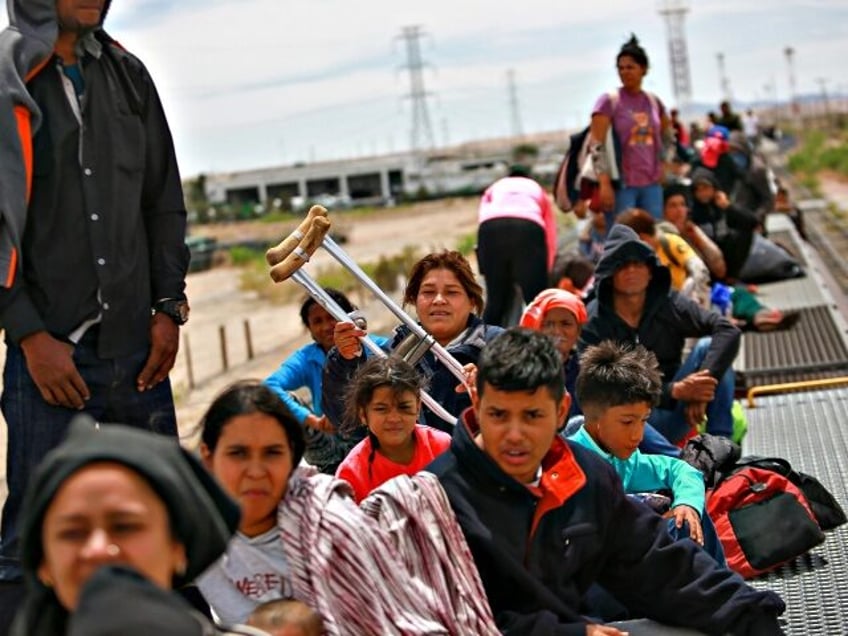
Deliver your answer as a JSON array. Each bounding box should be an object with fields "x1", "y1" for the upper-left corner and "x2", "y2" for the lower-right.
[{"x1": 323, "y1": 250, "x2": 503, "y2": 434}]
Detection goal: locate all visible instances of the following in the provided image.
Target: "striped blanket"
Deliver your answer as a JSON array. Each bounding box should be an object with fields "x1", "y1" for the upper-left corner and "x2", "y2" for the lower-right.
[{"x1": 278, "y1": 468, "x2": 498, "y2": 635}]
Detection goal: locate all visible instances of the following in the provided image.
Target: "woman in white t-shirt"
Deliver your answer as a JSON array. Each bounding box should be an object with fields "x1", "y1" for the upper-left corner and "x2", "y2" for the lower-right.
[{"x1": 197, "y1": 381, "x2": 306, "y2": 625}]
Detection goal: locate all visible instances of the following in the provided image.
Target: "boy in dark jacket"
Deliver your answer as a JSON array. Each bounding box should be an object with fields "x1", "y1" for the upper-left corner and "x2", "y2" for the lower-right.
[
  {"x1": 580, "y1": 225, "x2": 740, "y2": 444},
  {"x1": 427, "y1": 328, "x2": 783, "y2": 635}
]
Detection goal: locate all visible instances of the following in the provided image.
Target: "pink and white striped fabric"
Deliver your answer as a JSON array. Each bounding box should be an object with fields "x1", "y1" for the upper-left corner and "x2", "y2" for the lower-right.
[{"x1": 277, "y1": 468, "x2": 498, "y2": 635}]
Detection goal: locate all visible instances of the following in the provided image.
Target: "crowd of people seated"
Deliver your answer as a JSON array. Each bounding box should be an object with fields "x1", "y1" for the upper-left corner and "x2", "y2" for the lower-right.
[{"x1": 3, "y1": 20, "x2": 802, "y2": 635}]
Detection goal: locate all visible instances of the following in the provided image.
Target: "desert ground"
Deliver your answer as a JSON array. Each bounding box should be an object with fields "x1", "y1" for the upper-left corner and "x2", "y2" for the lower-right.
[{"x1": 0, "y1": 197, "x2": 484, "y2": 503}]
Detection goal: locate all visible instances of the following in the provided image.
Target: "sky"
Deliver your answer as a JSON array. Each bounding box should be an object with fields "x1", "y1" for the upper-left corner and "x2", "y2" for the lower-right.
[{"x1": 4, "y1": 1, "x2": 847, "y2": 177}]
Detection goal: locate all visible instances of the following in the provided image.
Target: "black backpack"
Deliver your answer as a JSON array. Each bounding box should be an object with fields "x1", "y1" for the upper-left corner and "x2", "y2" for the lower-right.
[{"x1": 725, "y1": 456, "x2": 847, "y2": 531}]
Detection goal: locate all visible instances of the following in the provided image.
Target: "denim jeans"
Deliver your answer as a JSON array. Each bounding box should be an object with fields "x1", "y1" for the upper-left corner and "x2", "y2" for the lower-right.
[
  {"x1": 0, "y1": 327, "x2": 177, "y2": 580},
  {"x1": 649, "y1": 337, "x2": 735, "y2": 444},
  {"x1": 667, "y1": 514, "x2": 726, "y2": 567},
  {"x1": 614, "y1": 183, "x2": 664, "y2": 219}
]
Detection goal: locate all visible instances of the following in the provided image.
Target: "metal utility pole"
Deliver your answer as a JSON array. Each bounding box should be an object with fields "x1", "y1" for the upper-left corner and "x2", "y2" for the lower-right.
[
  {"x1": 716, "y1": 52, "x2": 732, "y2": 102},
  {"x1": 657, "y1": 0, "x2": 693, "y2": 111},
  {"x1": 784, "y1": 46, "x2": 799, "y2": 121},
  {"x1": 816, "y1": 77, "x2": 831, "y2": 126},
  {"x1": 506, "y1": 69, "x2": 524, "y2": 138},
  {"x1": 398, "y1": 26, "x2": 436, "y2": 155}
]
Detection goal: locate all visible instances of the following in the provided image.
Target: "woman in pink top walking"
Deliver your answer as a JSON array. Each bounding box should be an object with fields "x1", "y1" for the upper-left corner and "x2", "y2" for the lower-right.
[
  {"x1": 335, "y1": 357, "x2": 451, "y2": 502},
  {"x1": 476, "y1": 164, "x2": 557, "y2": 327}
]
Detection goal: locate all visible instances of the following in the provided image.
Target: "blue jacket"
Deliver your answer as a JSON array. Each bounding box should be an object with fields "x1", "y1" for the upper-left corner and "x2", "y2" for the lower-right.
[
  {"x1": 568, "y1": 425, "x2": 705, "y2": 513},
  {"x1": 265, "y1": 336, "x2": 388, "y2": 425},
  {"x1": 428, "y1": 408, "x2": 784, "y2": 635}
]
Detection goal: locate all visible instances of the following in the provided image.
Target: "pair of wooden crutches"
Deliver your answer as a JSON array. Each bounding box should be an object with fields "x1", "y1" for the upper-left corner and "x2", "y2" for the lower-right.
[{"x1": 265, "y1": 205, "x2": 469, "y2": 427}]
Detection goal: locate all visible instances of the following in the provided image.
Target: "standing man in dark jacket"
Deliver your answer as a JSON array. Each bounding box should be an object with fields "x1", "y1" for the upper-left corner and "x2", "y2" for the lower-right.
[
  {"x1": 0, "y1": 0, "x2": 189, "y2": 615},
  {"x1": 428, "y1": 329, "x2": 783, "y2": 635},
  {"x1": 580, "y1": 225, "x2": 740, "y2": 444}
]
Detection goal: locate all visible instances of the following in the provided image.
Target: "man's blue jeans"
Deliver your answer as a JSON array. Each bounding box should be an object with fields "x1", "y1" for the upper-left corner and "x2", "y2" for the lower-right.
[
  {"x1": 649, "y1": 337, "x2": 735, "y2": 444},
  {"x1": 0, "y1": 327, "x2": 178, "y2": 580}
]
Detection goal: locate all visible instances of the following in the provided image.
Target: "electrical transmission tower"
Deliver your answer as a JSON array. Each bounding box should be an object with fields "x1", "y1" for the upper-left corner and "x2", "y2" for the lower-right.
[
  {"x1": 657, "y1": 0, "x2": 693, "y2": 111},
  {"x1": 398, "y1": 26, "x2": 436, "y2": 155},
  {"x1": 506, "y1": 69, "x2": 524, "y2": 138}
]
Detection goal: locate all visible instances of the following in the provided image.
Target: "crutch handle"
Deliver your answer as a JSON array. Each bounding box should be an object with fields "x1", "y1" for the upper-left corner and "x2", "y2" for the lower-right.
[
  {"x1": 269, "y1": 215, "x2": 331, "y2": 282},
  {"x1": 265, "y1": 205, "x2": 328, "y2": 267}
]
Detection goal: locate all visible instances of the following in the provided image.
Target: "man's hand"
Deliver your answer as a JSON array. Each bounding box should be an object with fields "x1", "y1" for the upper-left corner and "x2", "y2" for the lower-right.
[
  {"x1": 667, "y1": 504, "x2": 704, "y2": 546},
  {"x1": 137, "y1": 313, "x2": 179, "y2": 391},
  {"x1": 684, "y1": 400, "x2": 708, "y2": 429},
  {"x1": 714, "y1": 190, "x2": 730, "y2": 209},
  {"x1": 20, "y1": 331, "x2": 89, "y2": 409},
  {"x1": 334, "y1": 320, "x2": 365, "y2": 360},
  {"x1": 304, "y1": 413, "x2": 335, "y2": 434},
  {"x1": 672, "y1": 369, "x2": 717, "y2": 402},
  {"x1": 586, "y1": 624, "x2": 629, "y2": 635}
]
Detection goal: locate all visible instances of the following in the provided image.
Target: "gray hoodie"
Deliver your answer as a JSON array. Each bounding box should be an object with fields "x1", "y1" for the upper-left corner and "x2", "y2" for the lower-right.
[{"x1": 0, "y1": 0, "x2": 58, "y2": 287}]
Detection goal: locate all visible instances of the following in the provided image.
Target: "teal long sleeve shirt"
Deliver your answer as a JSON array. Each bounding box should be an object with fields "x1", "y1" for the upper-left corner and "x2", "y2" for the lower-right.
[{"x1": 568, "y1": 424, "x2": 706, "y2": 514}]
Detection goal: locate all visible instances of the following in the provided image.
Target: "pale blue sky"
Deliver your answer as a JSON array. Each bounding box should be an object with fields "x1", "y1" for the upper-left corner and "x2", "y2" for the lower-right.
[{"x1": 4, "y1": 1, "x2": 847, "y2": 176}]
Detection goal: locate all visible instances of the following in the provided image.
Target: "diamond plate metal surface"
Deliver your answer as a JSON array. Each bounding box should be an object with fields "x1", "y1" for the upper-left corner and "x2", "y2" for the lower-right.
[
  {"x1": 738, "y1": 305, "x2": 848, "y2": 389},
  {"x1": 743, "y1": 388, "x2": 848, "y2": 635}
]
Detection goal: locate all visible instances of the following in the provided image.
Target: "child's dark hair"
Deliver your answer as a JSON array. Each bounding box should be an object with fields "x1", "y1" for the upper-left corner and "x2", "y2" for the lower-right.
[
  {"x1": 247, "y1": 598, "x2": 324, "y2": 636},
  {"x1": 617, "y1": 34, "x2": 649, "y2": 69},
  {"x1": 345, "y1": 356, "x2": 426, "y2": 430},
  {"x1": 576, "y1": 341, "x2": 662, "y2": 419},
  {"x1": 476, "y1": 328, "x2": 564, "y2": 403},
  {"x1": 299, "y1": 287, "x2": 354, "y2": 326},
  {"x1": 616, "y1": 208, "x2": 656, "y2": 237},
  {"x1": 344, "y1": 356, "x2": 426, "y2": 478},
  {"x1": 549, "y1": 251, "x2": 595, "y2": 290},
  {"x1": 199, "y1": 380, "x2": 305, "y2": 467}
]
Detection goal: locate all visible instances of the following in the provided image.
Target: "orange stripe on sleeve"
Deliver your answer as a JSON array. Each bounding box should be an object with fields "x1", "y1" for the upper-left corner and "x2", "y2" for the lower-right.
[{"x1": 13, "y1": 106, "x2": 33, "y2": 203}]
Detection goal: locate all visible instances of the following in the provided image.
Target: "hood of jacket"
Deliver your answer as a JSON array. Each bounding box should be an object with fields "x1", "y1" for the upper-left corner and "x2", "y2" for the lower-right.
[
  {"x1": 690, "y1": 166, "x2": 719, "y2": 189},
  {"x1": 591, "y1": 224, "x2": 671, "y2": 313}
]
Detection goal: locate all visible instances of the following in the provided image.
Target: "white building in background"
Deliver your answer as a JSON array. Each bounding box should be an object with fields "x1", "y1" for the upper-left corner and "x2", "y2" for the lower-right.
[{"x1": 201, "y1": 130, "x2": 569, "y2": 210}]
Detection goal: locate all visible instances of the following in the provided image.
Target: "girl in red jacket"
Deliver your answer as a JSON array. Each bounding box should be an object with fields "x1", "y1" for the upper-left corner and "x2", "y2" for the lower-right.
[{"x1": 335, "y1": 357, "x2": 451, "y2": 502}]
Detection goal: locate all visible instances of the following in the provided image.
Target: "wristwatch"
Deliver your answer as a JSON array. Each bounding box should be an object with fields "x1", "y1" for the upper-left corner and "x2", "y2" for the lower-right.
[{"x1": 152, "y1": 298, "x2": 190, "y2": 325}]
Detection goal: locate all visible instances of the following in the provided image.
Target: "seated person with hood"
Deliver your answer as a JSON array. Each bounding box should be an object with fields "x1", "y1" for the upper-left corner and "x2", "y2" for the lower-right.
[
  {"x1": 427, "y1": 328, "x2": 784, "y2": 635},
  {"x1": 662, "y1": 186, "x2": 800, "y2": 332},
  {"x1": 519, "y1": 289, "x2": 680, "y2": 457},
  {"x1": 580, "y1": 225, "x2": 740, "y2": 444},
  {"x1": 689, "y1": 167, "x2": 759, "y2": 283},
  {"x1": 10, "y1": 416, "x2": 256, "y2": 636}
]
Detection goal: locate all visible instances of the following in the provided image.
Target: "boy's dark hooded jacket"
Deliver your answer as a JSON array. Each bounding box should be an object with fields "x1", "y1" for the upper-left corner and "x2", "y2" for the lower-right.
[{"x1": 580, "y1": 225, "x2": 740, "y2": 410}]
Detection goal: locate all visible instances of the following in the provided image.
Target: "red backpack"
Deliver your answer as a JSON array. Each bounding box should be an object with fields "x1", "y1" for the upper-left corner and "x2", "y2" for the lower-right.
[{"x1": 707, "y1": 466, "x2": 825, "y2": 578}]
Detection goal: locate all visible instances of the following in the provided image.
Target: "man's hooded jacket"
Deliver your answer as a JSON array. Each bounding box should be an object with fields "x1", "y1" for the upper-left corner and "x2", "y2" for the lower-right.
[
  {"x1": 580, "y1": 225, "x2": 740, "y2": 410},
  {"x1": 0, "y1": 0, "x2": 188, "y2": 357}
]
